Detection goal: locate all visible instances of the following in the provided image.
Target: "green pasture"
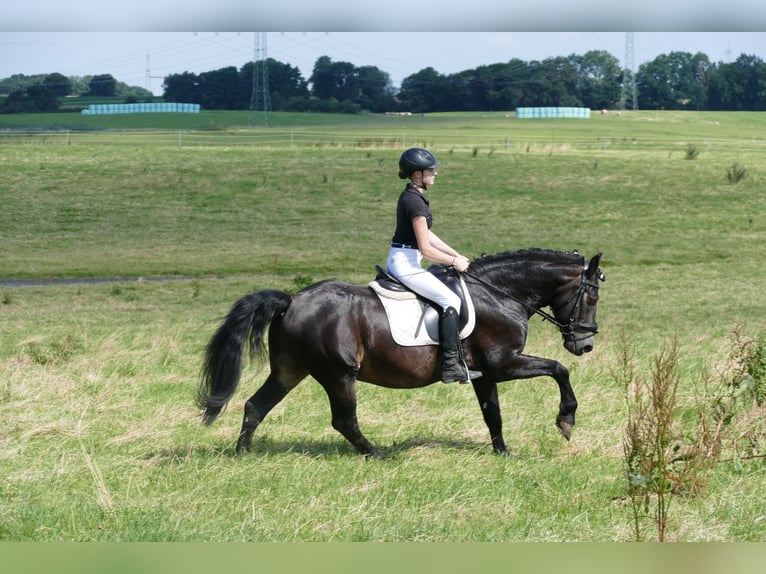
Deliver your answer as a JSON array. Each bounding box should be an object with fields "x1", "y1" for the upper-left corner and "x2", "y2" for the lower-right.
[{"x1": 1, "y1": 111, "x2": 765, "y2": 542}]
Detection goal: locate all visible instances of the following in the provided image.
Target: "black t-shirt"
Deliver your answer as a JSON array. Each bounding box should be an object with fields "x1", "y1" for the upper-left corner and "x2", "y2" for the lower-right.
[{"x1": 391, "y1": 184, "x2": 433, "y2": 246}]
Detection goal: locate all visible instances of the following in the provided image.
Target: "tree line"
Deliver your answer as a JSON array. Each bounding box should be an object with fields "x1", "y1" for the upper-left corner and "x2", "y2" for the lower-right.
[
  {"x1": 163, "y1": 50, "x2": 766, "y2": 112},
  {"x1": 0, "y1": 73, "x2": 153, "y2": 113},
  {"x1": 2, "y1": 49, "x2": 765, "y2": 114}
]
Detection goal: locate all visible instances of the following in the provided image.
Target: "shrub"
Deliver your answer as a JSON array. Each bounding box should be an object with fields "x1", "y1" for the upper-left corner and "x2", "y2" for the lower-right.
[
  {"x1": 726, "y1": 163, "x2": 748, "y2": 184},
  {"x1": 619, "y1": 331, "x2": 681, "y2": 542}
]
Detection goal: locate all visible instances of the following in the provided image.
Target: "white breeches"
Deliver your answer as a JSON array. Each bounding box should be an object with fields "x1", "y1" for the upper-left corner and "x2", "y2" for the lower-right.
[{"x1": 386, "y1": 247, "x2": 461, "y2": 313}]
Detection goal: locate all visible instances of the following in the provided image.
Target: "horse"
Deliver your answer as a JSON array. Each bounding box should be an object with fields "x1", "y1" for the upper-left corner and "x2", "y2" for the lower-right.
[{"x1": 197, "y1": 248, "x2": 604, "y2": 458}]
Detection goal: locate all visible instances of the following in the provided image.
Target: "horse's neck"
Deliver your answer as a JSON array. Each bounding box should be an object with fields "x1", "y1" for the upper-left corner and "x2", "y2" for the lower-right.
[{"x1": 487, "y1": 262, "x2": 577, "y2": 309}]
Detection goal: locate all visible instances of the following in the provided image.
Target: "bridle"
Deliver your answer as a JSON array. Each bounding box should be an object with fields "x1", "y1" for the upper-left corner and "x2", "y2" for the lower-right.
[
  {"x1": 463, "y1": 266, "x2": 603, "y2": 344},
  {"x1": 556, "y1": 271, "x2": 601, "y2": 343}
]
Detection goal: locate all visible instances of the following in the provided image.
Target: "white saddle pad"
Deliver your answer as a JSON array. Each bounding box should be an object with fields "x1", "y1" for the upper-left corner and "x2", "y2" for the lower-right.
[{"x1": 368, "y1": 278, "x2": 476, "y2": 346}]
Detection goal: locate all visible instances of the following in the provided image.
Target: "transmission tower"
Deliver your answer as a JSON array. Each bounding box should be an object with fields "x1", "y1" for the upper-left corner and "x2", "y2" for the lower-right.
[
  {"x1": 619, "y1": 32, "x2": 638, "y2": 111},
  {"x1": 249, "y1": 32, "x2": 272, "y2": 127}
]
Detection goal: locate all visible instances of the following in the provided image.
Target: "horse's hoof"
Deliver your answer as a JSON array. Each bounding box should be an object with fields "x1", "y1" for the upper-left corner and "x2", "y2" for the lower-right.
[
  {"x1": 362, "y1": 448, "x2": 386, "y2": 460},
  {"x1": 236, "y1": 433, "x2": 253, "y2": 454},
  {"x1": 495, "y1": 448, "x2": 518, "y2": 458},
  {"x1": 555, "y1": 418, "x2": 574, "y2": 441}
]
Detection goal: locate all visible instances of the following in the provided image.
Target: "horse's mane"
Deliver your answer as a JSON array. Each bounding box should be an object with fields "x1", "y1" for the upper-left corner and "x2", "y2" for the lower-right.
[{"x1": 470, "y1": 248, "x2": 585, "y2": 274}]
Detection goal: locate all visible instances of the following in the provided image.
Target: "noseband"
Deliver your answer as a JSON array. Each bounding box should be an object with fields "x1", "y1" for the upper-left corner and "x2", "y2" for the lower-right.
[{"x1": 556, "y1": 273, "x2": 600, "y2": 343}]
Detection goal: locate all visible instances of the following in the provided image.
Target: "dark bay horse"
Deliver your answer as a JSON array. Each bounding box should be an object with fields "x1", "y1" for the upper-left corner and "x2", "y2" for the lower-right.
[{"x1": 197, "y1": 248, "x2": 604, "y2": 458}]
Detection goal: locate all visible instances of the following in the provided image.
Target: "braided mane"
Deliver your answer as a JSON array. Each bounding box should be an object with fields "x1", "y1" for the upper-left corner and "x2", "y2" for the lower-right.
[{"x1": 470, "y1": 248, "x2": 585, "y2": 274}]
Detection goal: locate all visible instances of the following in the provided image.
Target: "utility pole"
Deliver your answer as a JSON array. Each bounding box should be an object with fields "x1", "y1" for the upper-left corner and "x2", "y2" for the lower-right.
[
  {"x1": 249, "y1": 32, "x2": 272, "y2": 127},
  {"x1": 145, "y1": 52, "x2": 164, "y2": 97}
]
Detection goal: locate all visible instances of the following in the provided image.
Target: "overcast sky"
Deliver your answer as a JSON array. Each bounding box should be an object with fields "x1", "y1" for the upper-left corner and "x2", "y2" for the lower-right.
[
  {"x1": 2, "y1": 32, "x2": 763, "y2": 95},
  {"x1": 2, "y1": 2, "x2": 764, "y2": 95}
]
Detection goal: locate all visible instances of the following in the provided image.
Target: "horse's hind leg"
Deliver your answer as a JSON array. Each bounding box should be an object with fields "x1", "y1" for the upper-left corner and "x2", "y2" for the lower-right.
[
  {"x1": 320, "y1": 374, "x2": 384, "y2": 459},
  {"x1": 236, "y1": 372, "x2": 302, "y2": 454}
]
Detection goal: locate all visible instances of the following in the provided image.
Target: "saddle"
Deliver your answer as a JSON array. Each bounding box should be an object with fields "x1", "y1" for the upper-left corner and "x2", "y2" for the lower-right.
[{"x1": 368, "y1": 264, "x2": 476, "y2": 347}]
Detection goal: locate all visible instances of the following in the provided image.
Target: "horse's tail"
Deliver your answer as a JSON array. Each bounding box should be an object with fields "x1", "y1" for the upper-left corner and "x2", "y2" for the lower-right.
[{"x1": 197, "y1": 289, "x2": 292, "y2": 425}]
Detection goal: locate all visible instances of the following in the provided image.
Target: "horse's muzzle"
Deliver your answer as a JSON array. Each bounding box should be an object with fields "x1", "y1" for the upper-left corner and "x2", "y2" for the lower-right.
[{"x1": 563, "y1": 327, "x2": 597, "y2": 356}]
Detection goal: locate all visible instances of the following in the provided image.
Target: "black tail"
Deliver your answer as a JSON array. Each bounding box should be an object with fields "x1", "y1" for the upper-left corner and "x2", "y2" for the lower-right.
[{"x1": 197, "y1": 289, "x2": 292, "y2": 425}]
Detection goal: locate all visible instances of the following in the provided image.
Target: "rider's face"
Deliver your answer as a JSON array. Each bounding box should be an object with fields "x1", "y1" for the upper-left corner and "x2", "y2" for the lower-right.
[{"x1": 421, "y1": 168, "x2": 437, "y2": 186}]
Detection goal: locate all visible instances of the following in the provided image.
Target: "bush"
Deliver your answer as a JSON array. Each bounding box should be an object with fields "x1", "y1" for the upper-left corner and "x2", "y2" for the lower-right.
[{"x1": 726, "y1": 162, "x2": 748, "y2": 184}]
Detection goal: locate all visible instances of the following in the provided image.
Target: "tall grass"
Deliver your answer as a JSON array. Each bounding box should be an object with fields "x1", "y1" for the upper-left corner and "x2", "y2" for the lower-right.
[{"x1": 1, "y1": 112, "x2": 765, "y2": 541}]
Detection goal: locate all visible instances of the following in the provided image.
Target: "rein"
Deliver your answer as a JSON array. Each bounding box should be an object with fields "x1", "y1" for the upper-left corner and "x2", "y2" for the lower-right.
[{"x1": 462, "y1": 267, "x2": 600, "y2": 342}]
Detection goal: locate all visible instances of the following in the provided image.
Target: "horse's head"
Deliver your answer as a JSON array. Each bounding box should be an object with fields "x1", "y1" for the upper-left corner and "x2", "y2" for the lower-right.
[{"x1": 555, "y1": 252, "x2": 605, "y2": 356}]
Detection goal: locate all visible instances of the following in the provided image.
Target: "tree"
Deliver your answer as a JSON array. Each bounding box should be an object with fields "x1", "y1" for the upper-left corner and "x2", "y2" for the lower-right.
[
  {"x1": 0, "y1": 85, "x2": 59, "y2": 113},
  {"x1": 43, "y1": 73, "x2": 71, "y2": 97},
  {"x1": 68, "y1": 76, "x2": 90, "y2": 96},
  {"x1": 162, "y1": 72, "x2": 202, "y2": 104},
  {"x1": 354, "y1": 65, "x2": 396, "y2": 112},
  {"x1": 708, "y1": 54, "x2": 766, "y2": 111},
  {"x1": 88, "y1": 74, "x2": 117, "y2": 97},
  {"x1": 0, "y1": 74, "x2": 40, "y2": 94},
  {"x1": 398, "y1": 67, "x2": 450, "y2": 112},
  {"x1": 198, "y1": 66, "x2": 242, "y2": 109},
  {"x1": 522, "y1": 56, "x2": 582, "y2": 107},
  {"x1": 309, "y1": 56, "x2": 357, "y2": 102},
  {"x1": 637, "y1": 51, "x2": 711, "y2": 110},
  {"x1": 474, "y1": 61, "x2": 527, "y2": 110},
  {"x1": 574, "y1": 50, "x2": 622, "y2": 109},
  {"x1": 240, "y1": 58, "x2": 309, "y2": 110},
  {"x1": 27, "y1": 85, "x2": 59, "y2": 111}
]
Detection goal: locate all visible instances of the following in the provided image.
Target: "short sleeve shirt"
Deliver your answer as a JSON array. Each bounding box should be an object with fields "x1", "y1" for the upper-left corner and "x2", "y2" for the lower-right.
[{"x1": 391, "y1": 184, "x2": 433, "y2": 246}]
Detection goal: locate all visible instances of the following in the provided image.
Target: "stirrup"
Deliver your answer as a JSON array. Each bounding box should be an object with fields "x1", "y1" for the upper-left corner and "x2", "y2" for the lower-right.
[{"x1": 443, "y1": 363, "x2": 482, "y2": 384}]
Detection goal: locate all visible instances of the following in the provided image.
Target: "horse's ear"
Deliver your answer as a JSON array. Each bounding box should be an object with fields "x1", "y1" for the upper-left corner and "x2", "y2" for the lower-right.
[{"x1": 586, "y1": 253, "x2": 604, "y2": 281}]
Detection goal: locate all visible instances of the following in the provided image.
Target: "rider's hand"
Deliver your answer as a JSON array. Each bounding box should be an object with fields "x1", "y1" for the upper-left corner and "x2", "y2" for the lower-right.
[{"x1": 452, "y1": 255, "x2": 471, "y2": 273}]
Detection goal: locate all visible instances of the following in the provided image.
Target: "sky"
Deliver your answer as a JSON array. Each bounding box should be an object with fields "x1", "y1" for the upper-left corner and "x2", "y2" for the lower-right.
[
  {"x1": 2, "y1": 32, "x2": 763, "y2": 96},
  {"x1": 2, "y1": 1, "x2": 764, "y2": 95}
]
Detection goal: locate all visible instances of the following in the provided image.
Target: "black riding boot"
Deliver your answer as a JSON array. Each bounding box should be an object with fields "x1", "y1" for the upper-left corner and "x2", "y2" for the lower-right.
[{"x1": 440, "y1": 307, "x2": 482, "y2": 383}]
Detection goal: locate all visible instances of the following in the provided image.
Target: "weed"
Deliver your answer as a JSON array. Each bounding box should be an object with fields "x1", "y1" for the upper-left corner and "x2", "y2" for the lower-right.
[
  {"x1": 726, "y1": 162, "x2": 748, "y2": 184},
  {"x1": 191, "y1": 280, "x2": 201, "y2": 299},
  {"x1": 620, "y1": 333, "x2": 681, "y2": 541},
  {"x1": 22, "y1": 334, "x2": 78, "y2": 365},
  {"x1": 684, "y1": 144, "x2": 700, "y2": 160},
  {"x1": 292, "y1": 274, "x2": 314, "y2": 291},
  {"x1": 615, "y1": 326, "x2": 766, "y2": 542},
  {"x1": 695, "y1": 327, "x2": 766, "y2": 464},
  {"x1": 206, "y1": 120, "x2": 227, "y2": 132}
]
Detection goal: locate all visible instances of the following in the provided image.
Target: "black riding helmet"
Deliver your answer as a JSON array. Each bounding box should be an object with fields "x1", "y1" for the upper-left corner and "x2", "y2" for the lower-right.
[{"x1": 398, "y1": 147, "x2": 441, "y2": 179}]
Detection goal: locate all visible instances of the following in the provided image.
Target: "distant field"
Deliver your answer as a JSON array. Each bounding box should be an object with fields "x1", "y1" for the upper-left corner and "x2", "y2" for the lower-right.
[
  {"x1": 1, "y1": 111, "x2": 765, "y2": 542},
  {"x1": 2, "y1": 109, "x2": 765, "y2": 149}
]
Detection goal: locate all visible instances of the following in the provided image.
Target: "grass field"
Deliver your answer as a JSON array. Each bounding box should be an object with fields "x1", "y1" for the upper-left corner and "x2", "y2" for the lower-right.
[{"x1": 1, "y1": 110, "x2": 765, "y2": 544}]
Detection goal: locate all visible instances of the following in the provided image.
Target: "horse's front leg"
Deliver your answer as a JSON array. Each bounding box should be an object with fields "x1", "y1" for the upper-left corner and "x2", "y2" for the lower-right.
[
  {"x1": 544, "y1": 359, "x2": 577, "y2": 441},
  {"x1": 498, "y1": 354, "x2": 578, "y2": 441},
  {"x1": 472, "y1": 381, "x2": 510, "y2": 455}
]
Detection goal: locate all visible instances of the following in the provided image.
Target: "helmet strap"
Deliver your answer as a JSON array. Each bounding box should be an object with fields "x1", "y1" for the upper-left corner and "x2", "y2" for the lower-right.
[{"x1": 411, "y1": 170, "x2": 427, "y2": 191}]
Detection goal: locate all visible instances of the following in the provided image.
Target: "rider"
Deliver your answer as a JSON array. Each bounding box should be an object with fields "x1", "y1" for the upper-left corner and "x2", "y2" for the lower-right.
[{"x1": 387, "y1": 147, "x2": 482, "y2": 384}]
